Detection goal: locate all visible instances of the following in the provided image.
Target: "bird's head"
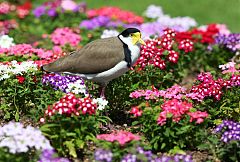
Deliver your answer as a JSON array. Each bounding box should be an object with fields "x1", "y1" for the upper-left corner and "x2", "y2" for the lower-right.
[{"x1": 119, "y1": 28, "x2": 146, "y2": 46}]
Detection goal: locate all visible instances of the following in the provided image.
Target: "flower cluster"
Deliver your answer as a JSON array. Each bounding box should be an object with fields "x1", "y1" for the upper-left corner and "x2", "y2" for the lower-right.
[
  {"x1": 129, "y1": 106, "x2": 143, "y2": 117},
  {"x1": 144, "y1": 5, "x2": 164, "y2": 19},
  {"x1": 50, "y1": 27, "x2": 81, "y2": 46},
  {"x1": 214, "y1": 120, "x2": 240, "y2": 142},
  {"x1": 0, "y1": 60, "x2": 38, "y2": 81},
  {"x1": 0, "y1": 2, "x2": 12, "y2": 14},
  {"x1": 215, "y1": 33, "x2": 240, "y2": 52},
  {"x1": 94, "y1": 149, "x2": 113, "y2": 162},
  {"x1": 94, "y1": 146, "x2": 193, "y2": 162},
  {"x1": 0, "y1": 43, "x2": 64, "y2": 60},
  {"x1": 97, "y1": 131, "x2": 140, "y2": 146},
  {"x1": 144, "y1": 5, "x2": 197, "y2": 30},
  {"x1": 86, "y1": 6, "x2": 143, "y2": 24},
  {"x1": 178, "y1": 39, "x2": 194, "y2": 52},
  {"x1": 39, "y1": 149, "x2": 70, "y2": 162},
  {"x1": 101, "y1": 29, "x2": 119, "y2": 39},
  {"x1": 42, "y1": 93, "x2": 97, "y2": 119},
  {"x1": 130, "y1": 85, "x2": 187, "y2": 100},
  {"x1": 42, "y1": 73, "x2": 87, "y2": 94},
  {"x1": 0, "y1": 19, "x2": 18, "y2": 35},
  {"x1": 0, "y1": 122, "x2": 52, "y2": 154},
  {"x1": 219, "y1": 62, "x2": 240, "y2": 74},
  {"x1": 41, "y1": 93, "x2": 108, "y2": 121},
  {"x1": 176, "y1": 24, "x2": 219, "y2": 44},
  {"x1": 33, "y1": 0, "x2": 86, "y2": 18},
  {"x1": 0, "y1": 35, "x2": 15, "y2": 48},
  {"x1": 135, "y1": 28, "x2": 193, "y2": 70},
  {"x1": 0, "y1": 1, "x2": 31, "y2": 18},
  {"x1": 122, "y1": 152, "x2": 192, "y2": 162},
  {"x1": 80, "y1": 16, "x2": 123, "y2": 30},
  {"x1": 190, "y1": 72, "x2": 226, "y2": 100},
  {"x1": 157, "y1": 99, "x2": 208, "y2": 125}
]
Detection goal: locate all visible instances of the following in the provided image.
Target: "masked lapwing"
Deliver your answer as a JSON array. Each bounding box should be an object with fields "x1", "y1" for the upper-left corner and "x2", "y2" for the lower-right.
[{"x1": 43, "y1": 28, "x2": 145, "y2": 98}]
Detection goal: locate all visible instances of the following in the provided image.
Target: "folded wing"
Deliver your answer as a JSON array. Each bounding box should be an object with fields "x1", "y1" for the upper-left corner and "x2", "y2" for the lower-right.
[{"x1": 43, "y1": 37, "x2": 125, "y2": 74}]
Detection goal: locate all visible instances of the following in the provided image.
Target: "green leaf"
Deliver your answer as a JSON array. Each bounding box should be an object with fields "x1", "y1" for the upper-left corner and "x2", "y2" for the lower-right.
[
  {"x1": 132, "y1": 121, "x2": 139, "y2": 126},
  {"x1": 66, "y1": 132, "x2": 76, "y2": 137},
  {"x1": 161, "y1": 143, "x2": 166, "y2": 149},
  {"x1": 15, "y1": 111, "x2": 19, "y2": 121},
  {"x1": 64, "y1": 141, "x2": 77, "y2": 158},
  {"x1": 153, "y1": 142, "x2": 158, "y2": 150},
  {"x1": 75, "y1": 139, "x2": 84, "y2": 149},
  {"x1": 169, "y1": 146, "x2": 186, "y2": 155}
]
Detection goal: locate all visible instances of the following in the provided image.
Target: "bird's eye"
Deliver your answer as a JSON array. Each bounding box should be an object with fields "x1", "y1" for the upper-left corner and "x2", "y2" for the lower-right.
[{"x1": 130, "y1": 34, "x2": 133, "y2": 36}]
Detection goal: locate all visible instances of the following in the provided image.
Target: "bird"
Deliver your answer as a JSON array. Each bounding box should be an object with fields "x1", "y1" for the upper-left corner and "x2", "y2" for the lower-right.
[{"x1": 42, "y1": 28, "x2": 146, "y2": 98}]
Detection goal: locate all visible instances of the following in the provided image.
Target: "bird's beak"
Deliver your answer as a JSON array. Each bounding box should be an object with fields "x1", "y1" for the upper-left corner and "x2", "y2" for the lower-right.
[{"x1": 132, "y1": 32, "x2": 146, "y2": 45}]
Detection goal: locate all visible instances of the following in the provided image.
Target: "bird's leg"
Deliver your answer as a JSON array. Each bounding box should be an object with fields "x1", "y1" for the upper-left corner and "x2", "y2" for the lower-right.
[{"x1": 99, "y1": 85, "x2": 106, "y2": 99}]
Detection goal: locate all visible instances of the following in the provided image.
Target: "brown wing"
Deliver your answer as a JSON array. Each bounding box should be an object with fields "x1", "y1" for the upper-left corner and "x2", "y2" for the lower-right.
[{"x1": 43, "y1": 37, "x2": 125, "y2": 74}]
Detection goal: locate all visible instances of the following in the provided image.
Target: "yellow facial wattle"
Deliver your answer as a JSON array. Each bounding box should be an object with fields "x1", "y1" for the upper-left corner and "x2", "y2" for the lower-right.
[{"x1": 131, "y1": 32, "x2": 146, "y2": 45}]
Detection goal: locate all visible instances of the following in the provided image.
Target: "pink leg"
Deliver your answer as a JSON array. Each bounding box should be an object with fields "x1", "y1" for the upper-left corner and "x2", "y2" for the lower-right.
[{"x1": 100, "y1": 86, "x2": 106, "y2": 99}]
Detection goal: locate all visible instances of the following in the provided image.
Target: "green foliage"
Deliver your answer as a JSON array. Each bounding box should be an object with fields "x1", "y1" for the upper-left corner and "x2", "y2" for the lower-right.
[
  {"x1": 196, "y1": 87, "x2": 240, "y2": 124},
  {"x1": 131, "y1": 102, "x2": 208, "y2": 152},
  {"x1": 40, "y1": 114, "x2": 110, "y2": 158},
  {"x1": 198, "y1": 132, "x2": 240, "y2": 162},
  {"x1": 0, "y1": 148, "x2": 40, "y2": 162},
  {"x1": 0, "y1": 71, "x2": 63, "y2": 121}
]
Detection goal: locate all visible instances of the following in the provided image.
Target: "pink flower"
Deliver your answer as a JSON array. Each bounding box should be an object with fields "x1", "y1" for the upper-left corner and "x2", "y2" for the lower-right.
[
  {"x1": 86, "y1": 6, "x2": 143, "y2": 24},
  {"x1": 157, "y1": 99, "x2": 192, "y2": 126},
  {"x1": 61, "y1": 0, "x2": 77, "y2": 11},
  {"x1": 216, "y1": 24, "x2": 230, "y2": 35},
  {"x1": 50, "y1": 27, "x2": 81, "y2": 47},
  {"x1": 130, "y1": 106, "x2": 142, "y2": 117},
  {"x1": 97, "y1": 131, "x2": 140, "y2": 146},
  {"x1": 187, "y1": 111, "x2": 208, "y2": 124},
  {"x1": 129, "y1": 90, "x2": 145, "y2": 98}
]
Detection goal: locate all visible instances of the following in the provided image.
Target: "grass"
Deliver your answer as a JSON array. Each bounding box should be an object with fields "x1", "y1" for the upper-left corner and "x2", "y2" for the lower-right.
[{"x1": 84, "y1": 0, "x2": 240, "y2": 32}]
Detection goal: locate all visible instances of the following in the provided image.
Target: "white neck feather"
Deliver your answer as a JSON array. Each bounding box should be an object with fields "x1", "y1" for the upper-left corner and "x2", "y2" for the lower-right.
[
  {"x1": 118, "y1": 35, "x2": 141, "y2": 65},
  {"x1": 118, "y1": 35, "x2": 134, "y2": 47}
]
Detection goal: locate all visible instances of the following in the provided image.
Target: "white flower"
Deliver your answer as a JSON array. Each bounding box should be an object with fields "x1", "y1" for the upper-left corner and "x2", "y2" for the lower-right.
[
  {"x1": 101, "y1": 29, "x2": 119, "y2": 39},
  {"x1": 0, "y1": 35, "x2": 15, "y2": 48},
  {"x1": 144, "y1": 5, "x2": 164, "y2": 19},
  {"x1": 0, "y1": 122, "x2": 53, "y2": 154},
  {"x1": 157, "y1": 15, "x2": 197, "y2": 31},
  {"x1": 0, "y1": 60, "x2": 38, "y2": 81},
  {"x1": 93, "y1": 97, "x2": 108, "y2": 110},
  {"x1": 66, "y1": 79, "x2": 87, "y2": 95},
  {"x1": 219, "y1": 62, "x2": 236, "y2": 70}
]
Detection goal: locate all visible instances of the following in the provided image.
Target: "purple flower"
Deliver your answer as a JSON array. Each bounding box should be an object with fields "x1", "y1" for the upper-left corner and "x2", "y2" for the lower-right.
[
  {"x1": 80, "y1": 16, "x2": 110, "y2": 29},
  {"x1": 214, "y1": 120, "x2": 240, "y2": 142},
  {"x1": 42, "y1": 73, "x2": 86, "y2": 94},
  {"x1": 94, "y1": 149, "x2": 113, "y2": 162},
  {"x1": 47, "y1": 8, "x2": 57, "y2": 17},
  {"x1": 33, "y1": 6, "x2": 46, "y2": 18},
  {"x1": 121, "y1": 154, "x2": 137, "y2": 162},
  {"x1": 39, "y1": 149, "x2": 70, "y2": 162},
  {"x1": 215, "y1": 34, "x2": 240, "y2": 52}
]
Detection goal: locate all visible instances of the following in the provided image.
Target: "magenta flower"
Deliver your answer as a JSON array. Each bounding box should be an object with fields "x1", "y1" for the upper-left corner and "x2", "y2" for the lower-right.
[
  {"x1": 188, "y1": 111, "x2": 208, "y2": 124},
  {"x1": 97, "y1": 131, "x2": 140, "y2": 146},
  {"x1": 130, "y1": 106, "x2": 143, "y2": 117},
  {"x1": 50, "y1": 27, "x2": 81, "y2": 46}
]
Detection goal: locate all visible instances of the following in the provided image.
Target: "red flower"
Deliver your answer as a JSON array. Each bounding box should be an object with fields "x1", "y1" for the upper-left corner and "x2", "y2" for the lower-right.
[
  {"x1": 32, "y1": 75, "x2": 37, "y2": 83},
  {"x1": 16, "y1": 76, "x2": 25, "y2": 84},
  {"x1": 130, "y1": 106, "x2": 143, "y2": 117}
]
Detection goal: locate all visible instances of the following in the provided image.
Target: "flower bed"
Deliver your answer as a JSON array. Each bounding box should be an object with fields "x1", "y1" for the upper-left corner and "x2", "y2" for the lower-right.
[{"x1": 0, "y1": 1, "x2": 240, "y2": 161}]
